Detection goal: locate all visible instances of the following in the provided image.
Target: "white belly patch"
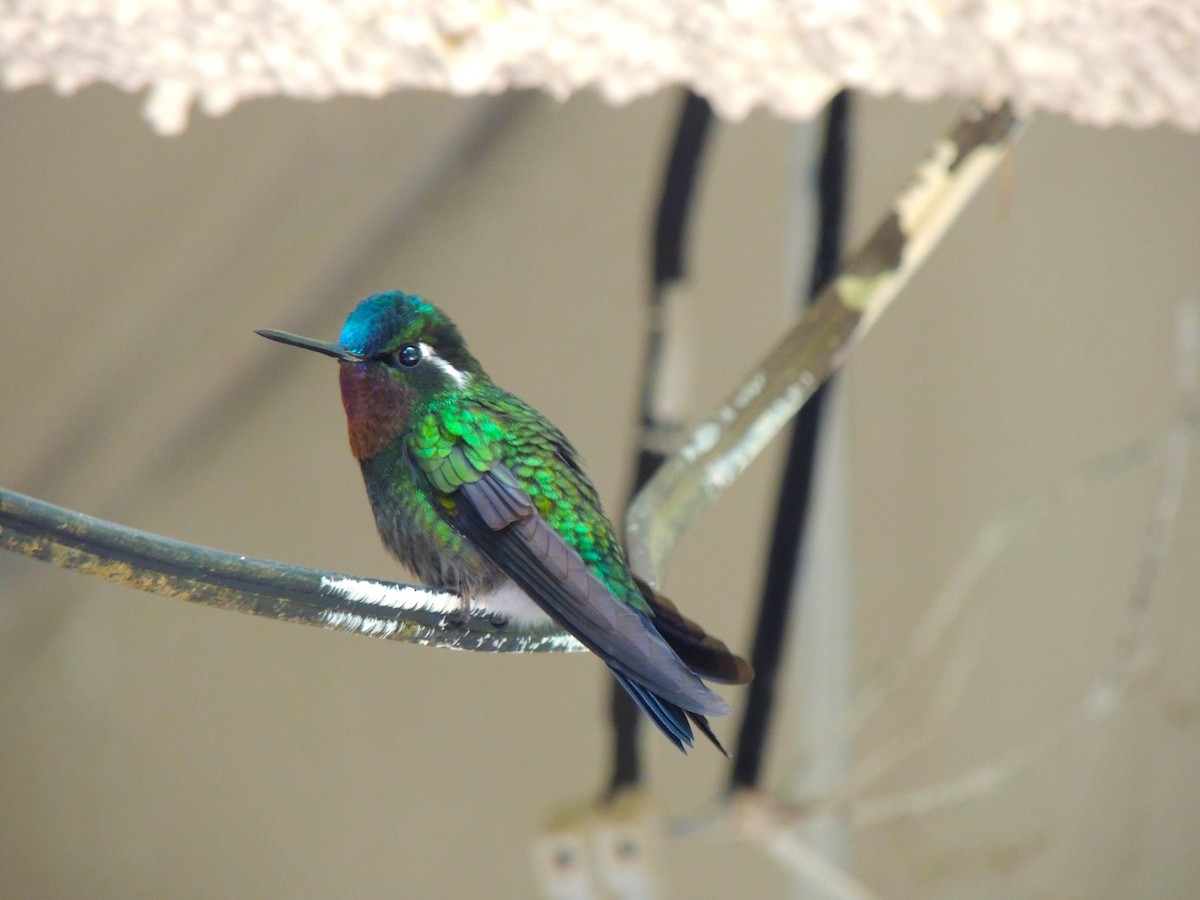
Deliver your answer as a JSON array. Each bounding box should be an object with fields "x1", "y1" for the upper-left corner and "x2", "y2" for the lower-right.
[{"x1": 472, "y1": 581, "x2": 554, "y2": 628}]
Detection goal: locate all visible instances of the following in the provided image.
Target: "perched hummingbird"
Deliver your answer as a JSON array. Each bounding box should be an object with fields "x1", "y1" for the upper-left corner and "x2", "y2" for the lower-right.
[{"x1": 258, "y1": 291, "x2": 752, "y2": 752}]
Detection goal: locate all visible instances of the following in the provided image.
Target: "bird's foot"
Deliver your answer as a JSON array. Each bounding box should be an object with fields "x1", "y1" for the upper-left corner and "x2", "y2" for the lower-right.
[
  {"x1": 444, "y1": 597, "x2": 474, "y2": 630},
  {"x1": 443, "y1": 596, "x2": 511, "y2": 630}
]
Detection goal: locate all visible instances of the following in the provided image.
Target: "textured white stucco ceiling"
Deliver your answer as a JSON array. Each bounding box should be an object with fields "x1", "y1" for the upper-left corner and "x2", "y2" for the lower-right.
[{"x1": 5, "y1": 2, "x2": 1200, "y2": 133}]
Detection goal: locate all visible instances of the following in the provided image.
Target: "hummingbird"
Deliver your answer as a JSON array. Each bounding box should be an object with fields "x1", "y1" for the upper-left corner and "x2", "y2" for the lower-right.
[{"x1": 257, "y1": 291, "x2": 752, "y2": 753}]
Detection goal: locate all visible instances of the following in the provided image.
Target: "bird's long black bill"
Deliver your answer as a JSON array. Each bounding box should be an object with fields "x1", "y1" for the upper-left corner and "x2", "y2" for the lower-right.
[{"x1": 255, "y1": 328, "x2": 356, "y2": 360}]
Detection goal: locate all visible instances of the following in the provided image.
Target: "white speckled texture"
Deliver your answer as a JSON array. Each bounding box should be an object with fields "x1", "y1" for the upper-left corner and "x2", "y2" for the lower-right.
[{"x1": 3, "y1": 1, "x2": 1199, "y2": 133}]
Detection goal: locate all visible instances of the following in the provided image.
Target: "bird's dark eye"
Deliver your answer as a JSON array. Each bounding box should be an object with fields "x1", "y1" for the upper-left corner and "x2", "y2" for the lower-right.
[{"x1": 395, "y1": 344, "x2": 422, "y2": 368}]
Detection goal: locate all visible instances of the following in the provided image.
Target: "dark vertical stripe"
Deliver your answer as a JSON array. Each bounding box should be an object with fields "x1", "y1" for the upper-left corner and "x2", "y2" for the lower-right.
[
  {"x1": 730, "y1": 91, "x2": 853, "y2": 791},
  {"x1": 609, "y1": 90, "x2": 714, "y2": 795}
]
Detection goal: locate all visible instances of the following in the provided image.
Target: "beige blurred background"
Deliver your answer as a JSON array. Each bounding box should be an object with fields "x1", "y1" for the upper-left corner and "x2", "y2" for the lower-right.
[{"x1": 1, "y1": 84, "x2": 1198, "y2": 898}]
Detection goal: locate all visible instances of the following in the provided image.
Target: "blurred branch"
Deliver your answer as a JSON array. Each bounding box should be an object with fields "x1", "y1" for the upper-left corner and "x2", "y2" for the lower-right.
[
  {"x1": 850, "y1": 302, "x2": 1195, "y2": 825},
  {"x1": 676, "y1": 301, "x2": 1198, "y2": 890},
  {"x1": 0, "y1": 484, "x2": 582, "y2": 654},
  {"x1": 758, "y1": 301, "x2": 1198, "y2": 831},
  {"x1": 626, "y1": 101, "x2": 1026, "y2": 587},
  {"x1": 728, "y1": 791, "x2": 879, "y2": 900}
]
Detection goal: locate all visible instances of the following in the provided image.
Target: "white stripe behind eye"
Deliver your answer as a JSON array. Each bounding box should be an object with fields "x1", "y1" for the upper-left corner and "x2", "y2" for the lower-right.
[{"x1": 419, "y1": 341, "x2": 470, "y2": 388}]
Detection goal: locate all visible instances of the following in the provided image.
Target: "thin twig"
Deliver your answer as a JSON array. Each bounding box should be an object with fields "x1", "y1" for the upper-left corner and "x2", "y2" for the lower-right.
[
  {"x1": 728, "y1": 791, "x2": 880, "y2": 900},
  {"x1": 823, "y1": 301, "x2": 1196, "y2": 828}
]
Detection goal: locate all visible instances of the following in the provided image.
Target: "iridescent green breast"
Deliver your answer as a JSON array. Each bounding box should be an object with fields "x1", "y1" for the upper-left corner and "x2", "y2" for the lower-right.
[{"x1": 359, "y1": 438, "x2": 500, "y2": 593}]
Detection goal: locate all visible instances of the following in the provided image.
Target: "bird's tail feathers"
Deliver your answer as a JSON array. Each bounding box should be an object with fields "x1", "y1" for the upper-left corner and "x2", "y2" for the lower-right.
[
  {"x1": 634, "y1": 577, "x2": 755, "y2": 685},
  {"x1": 611, "y1": 671, "x2": 728, "y2": 756}
]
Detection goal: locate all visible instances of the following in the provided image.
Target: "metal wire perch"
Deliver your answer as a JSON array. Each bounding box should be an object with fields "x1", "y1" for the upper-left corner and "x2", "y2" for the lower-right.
[{"x1": 0, "y1": 485, "x2": 582, "y2": 654}]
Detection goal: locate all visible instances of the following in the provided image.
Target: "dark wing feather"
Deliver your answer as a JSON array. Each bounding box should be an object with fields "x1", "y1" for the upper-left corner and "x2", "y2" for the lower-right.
[
  {"x1": 453, "y1": 467, "x2": 729, "y2": 718},
  {"x1": 634, "y1": 576, "x2": 755, "y2": 685}
]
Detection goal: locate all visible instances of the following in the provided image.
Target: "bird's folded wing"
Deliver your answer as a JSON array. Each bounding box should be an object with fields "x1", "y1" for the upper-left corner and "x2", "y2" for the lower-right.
[{"x1": 453, "y1": 466, "x2": 729, "y2": 717}]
